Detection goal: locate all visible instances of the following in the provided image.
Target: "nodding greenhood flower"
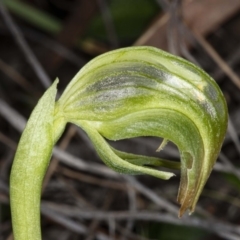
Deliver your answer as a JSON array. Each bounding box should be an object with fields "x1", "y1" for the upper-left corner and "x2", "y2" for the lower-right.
[
  {"x1": 10, "y1": 46, "x2": 227, "y2": 240},
  {"x1": 54, "y1": 46, "x2": 227, "y2": 216}
]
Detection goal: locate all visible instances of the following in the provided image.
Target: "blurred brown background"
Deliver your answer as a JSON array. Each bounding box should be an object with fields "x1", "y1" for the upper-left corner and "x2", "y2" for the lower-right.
[{"x1": 1, "y1": 0, "x2": 240, "y2": 239}]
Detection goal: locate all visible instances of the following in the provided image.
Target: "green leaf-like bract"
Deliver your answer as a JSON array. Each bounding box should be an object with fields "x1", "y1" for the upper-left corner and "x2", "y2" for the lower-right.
[
  {"x1": 10, "y1": 80, "x2": 58, "y2": 240},
  {"x1": 10, "y1": 46, "x2": 228, "y2": 240}
]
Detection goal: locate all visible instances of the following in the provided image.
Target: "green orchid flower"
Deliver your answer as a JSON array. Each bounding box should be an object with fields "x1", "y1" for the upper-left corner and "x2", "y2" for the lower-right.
[{"x1": 10, "y1": 46, "x2": 228, "y2": 240}]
